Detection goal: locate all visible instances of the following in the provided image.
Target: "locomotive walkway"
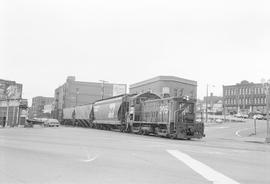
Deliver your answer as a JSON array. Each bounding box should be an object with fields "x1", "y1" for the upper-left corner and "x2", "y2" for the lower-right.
[{"x1": 0, "y1": 121, "x2": 269, "y2": 184}]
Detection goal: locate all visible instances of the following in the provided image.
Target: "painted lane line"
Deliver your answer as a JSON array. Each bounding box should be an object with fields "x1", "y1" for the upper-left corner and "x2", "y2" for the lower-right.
[
  {"x1": 167, "y1": 150, "x2": 240, "y2": 184},
  {"x1": 82, "y1": 156, "x2": 98, "y2": 162},
  {"x1": 81, "y1": 147, "x2": 98, "y2": 162}
]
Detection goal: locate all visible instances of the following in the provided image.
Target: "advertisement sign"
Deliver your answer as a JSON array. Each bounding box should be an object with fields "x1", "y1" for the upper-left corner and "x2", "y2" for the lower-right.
[
  {"x1": 113, "y1": 84, "x2": 126, "y2": 96},
  {"x1": 43, "y1": 104, "x2": 53, "y2": 113},
  {"x1": 7, "y1": 85, "x2": 22, "y2": 99},
  {"x1": 0, "y1": 81, "x2": 22, "y2": 100},
  {"x1": 0, "y1": 82, "x2": 6, "y2": 99}
]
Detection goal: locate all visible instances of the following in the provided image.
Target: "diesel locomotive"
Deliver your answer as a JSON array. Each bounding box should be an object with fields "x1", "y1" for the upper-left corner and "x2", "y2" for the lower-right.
[{"x1": 62, "y1": 92, "x2": 204, "y2": 139}]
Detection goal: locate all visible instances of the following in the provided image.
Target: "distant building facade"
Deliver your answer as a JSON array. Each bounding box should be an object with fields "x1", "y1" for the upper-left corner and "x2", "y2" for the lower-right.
[
  {"x1": 223, "y1": 80, "x2": 267, "y2": 114},
  {"x1": 0, "y1": 79, "x2": 28, "y2": 127},
  {"x1": 53, "y1": 76, "x2": 127, "y2": 120},
  {"x1": 29, "y1": 96, "x2": 54, "y2": 118},
  {"x1": 197, "y1": 95, "x2": 223, "y2": 114},
  {"x1": 129, "y1": 76, "x2": 197, "y2": 98}
]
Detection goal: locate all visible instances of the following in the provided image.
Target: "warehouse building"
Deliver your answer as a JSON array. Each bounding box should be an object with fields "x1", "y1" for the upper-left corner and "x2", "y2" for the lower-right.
[
  {"x1": 129, "y1": 76, "x2": 197, "y2": 99},
  {"x1": 53, "y1": 76, "x2": 127, "y2": 120}
]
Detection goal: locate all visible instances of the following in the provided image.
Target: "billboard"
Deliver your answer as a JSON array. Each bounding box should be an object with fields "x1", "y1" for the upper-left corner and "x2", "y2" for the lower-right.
[
  {"x1": 0, "y1": 81, "x2": 22, "y2": 100},
  {"x1": 0, "y1": 82, "x2": 6, "y2": 99},
  {"x1": 113, "y1": 84, "x2": 126, "y2": 96}
]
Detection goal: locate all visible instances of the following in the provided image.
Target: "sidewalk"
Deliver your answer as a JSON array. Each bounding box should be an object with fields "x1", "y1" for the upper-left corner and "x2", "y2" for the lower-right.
[
  {"x1": 240, "y1": 131, "x2": 269, "y2": 144},
  {"x1": 241, "y1": 136, "x2": 266, "y2": 144}
]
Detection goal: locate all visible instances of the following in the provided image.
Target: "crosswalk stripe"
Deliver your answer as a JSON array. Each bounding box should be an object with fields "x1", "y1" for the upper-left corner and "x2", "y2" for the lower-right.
[{"x1": 167, "y1": 149, "x2": 240, "y2": 184}]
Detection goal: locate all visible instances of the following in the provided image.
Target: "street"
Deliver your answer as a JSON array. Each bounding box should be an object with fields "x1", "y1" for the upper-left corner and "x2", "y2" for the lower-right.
[{"x1": 0, "y1": 121, "x2": 270, "y2": 184}]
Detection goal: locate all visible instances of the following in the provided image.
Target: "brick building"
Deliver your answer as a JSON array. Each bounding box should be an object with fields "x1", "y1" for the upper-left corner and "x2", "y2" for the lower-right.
[
  {"x1": 29, "y1": 96, "x2": 54, "y2": 118},
  {"x1": 129, "y1": 76, "x2": 197, "y2": 99},
  {"x1": 54, "y1": 76, "x2": 127, "y2": 120},
  {"x1": 223, "y1": 80, "x2": 267, "y2": 114},
  {"x1": 0, "y1": 79, "x2": 28, "y2": 127}
]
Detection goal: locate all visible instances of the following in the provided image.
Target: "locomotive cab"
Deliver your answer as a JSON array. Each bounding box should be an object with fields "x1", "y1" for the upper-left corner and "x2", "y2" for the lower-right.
[{"x1": 172, "y1": 97, "x2": 204, "y2": 139}]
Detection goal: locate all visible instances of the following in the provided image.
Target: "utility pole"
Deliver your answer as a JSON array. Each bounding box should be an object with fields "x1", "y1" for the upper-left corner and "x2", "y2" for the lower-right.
[
  {"x1": 99, "y1": 80, "x2": 108, "y2": 100},
  {"x1": 205, "y1": 84, "x2": 208, "y2": 123},
  {"x1": 262, "y1": 78, "x2": 270, "y2": 143},
  {"x1": 205, "y1": 84, "x2": 215, "y2": 123},
  {"x1": 5, "y1": 99, "x2": 9, "y2": 127},
  {"x1": 75, "y1": 88, "x2": 79, "y2": 106}
]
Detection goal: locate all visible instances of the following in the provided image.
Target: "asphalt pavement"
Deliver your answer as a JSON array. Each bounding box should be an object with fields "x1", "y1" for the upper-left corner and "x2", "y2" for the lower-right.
[{"x1": 0, "y1": 121, "x2": 269, "y2": 184}]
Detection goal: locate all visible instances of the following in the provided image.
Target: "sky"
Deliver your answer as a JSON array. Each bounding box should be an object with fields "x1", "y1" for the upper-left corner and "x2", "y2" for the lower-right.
[{"x1": 1, "y1": 0, "x2": 270, "y2": 104}]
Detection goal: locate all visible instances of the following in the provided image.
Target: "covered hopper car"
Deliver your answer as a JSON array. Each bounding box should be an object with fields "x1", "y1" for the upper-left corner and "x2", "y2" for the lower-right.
[
  {"x1": 62, "y1": 104, "x2": 93, "y2": 127},
  {"x1": 62, "y1": 92, "x2": 204, "y2": 139}
]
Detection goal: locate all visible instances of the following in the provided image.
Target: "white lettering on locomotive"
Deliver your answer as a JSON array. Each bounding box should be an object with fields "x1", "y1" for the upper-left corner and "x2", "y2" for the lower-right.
[{"x1": 159, "y1": 105, "x2": 168, "y2": 114}]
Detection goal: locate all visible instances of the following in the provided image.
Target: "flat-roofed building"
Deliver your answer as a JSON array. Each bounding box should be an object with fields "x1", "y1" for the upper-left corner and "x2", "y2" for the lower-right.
[
  {"x1": 53, "y1": 76, "x2": 127, "y2": 120},
  {"x1": 129, "y1": 76, "x2": 197, "y2": 99},
  {"x1": 30, "y1": 96, "x2": 54, "y2": 118},
  {"x1": 0, "y1": 79, "x2": 27, "y2": 127},
  {"x1": 223, "y1": 80, "x2": 267, "y2": 114}
]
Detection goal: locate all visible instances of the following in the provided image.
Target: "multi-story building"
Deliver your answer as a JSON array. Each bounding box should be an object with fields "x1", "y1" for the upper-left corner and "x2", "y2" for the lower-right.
[
  {"x1": 30, "y1": 96, "x2": 54, "y2": 118},
  {"x1": 54, "y1": 76, "x2": 127, "y2": 120},
  {"x1": 223, "y1": 80, "x2": 267, "y2": 114},
  {"x1": 129, "y1": 76, "x2": 197, "y2": 98},
  {"x1": 197, "y1": 95, "x2": 223, "y2": 114},
  {"x1": 0, "y1": 79, "x2": 27, "y2": 127}
]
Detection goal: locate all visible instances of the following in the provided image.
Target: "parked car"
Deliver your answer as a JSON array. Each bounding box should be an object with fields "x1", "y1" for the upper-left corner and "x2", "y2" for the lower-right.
[
  {"x1": 215, "y1": 119, "x2": 223, "y2": 123},
  {"x1": 44, "y1": 119, "x2": 60, "y2": 127},
  {"x1": 253, "y1": 114, "x2": 264, "y2": 120},
  {"x1": 234, "y1": 114, "x2": 248, "y2": 119}
]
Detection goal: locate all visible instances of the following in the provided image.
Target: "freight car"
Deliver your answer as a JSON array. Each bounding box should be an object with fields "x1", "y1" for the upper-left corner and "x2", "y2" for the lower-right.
[
  {"x1": 92, "y1": 92, "x2": 160, "y2": 131},
  {"x1": 62, "y1": 92, "x2": 204, "y2": 139},
  {"x1": 62, "y1": 104, "x2": 93, "y2": 127}
]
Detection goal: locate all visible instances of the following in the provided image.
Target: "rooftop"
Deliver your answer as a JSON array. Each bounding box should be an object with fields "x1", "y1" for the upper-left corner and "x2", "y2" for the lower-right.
[{"x1": 130, "y1": 76, "x2": 197, "y2": 88}]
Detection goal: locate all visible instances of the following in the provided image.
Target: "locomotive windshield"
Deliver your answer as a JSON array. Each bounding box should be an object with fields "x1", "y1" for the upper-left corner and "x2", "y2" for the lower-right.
[{"x1": 179, "y1": 103, "x2": 194, "y2": 114}]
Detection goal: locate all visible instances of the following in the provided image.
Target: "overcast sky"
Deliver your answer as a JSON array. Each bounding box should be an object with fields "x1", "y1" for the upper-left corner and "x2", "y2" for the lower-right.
[{"x1": 1, "y1": 0, "x2": 270, "y2": 103}]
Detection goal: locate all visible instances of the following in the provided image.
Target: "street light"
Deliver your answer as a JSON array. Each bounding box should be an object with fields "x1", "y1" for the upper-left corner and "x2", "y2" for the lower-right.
[
  {"x1": 261, "y1": 78, "x2": 270, "y2": 143},
  {"x1": 75, "y1": 88, "x2": 79, "y2": 106},
  {"x1": 205, "y1": 84, "x2": 215, "y2": 123},
  {"x1": 99, "y1": 80, "x2": 108, "y2": 100}
]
